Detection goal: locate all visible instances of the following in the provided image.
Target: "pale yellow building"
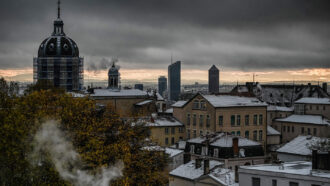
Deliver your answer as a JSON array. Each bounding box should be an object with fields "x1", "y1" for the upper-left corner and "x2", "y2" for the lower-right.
[
  {"x1": 173, "y1": 93, "x2": 268, "y2": 148},
  {"x1": 267, "y1": 105, "x2": 293, "y2": 125},
  {"x1": 146, "y1": 116, "x2": 185, "y2": 147}
]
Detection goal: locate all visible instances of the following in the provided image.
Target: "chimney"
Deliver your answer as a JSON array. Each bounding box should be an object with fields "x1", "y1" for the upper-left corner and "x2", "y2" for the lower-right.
[
  {"x1": 184, "y1": 153, "x2": 191, "y2": 164},
  {"x1": 195, "y1": 158, "x2": 202, "y2": 169},
  {"x1": 235, "y1": 166, "x2": 239, "y2": 183},
  {"x1": 312, "y1": 150, "x2": 318, "y2": 170},
  {"x1": 204, "y1": 159, "x2": 210, "y2": 175},
  {"x1": 322, "y1": 83, "x2": 328, "y2": 93},
  {"x1": 233, "y1": 137, "x2": 239, "y2": 157}
]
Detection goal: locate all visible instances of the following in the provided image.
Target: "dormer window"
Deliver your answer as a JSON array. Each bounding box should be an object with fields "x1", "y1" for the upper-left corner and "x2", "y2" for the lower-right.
[
  {"x1": 200, "y1": 100, "x2": 206, "y2": 110},
  {"x1": 193, "y1": 100, "x2": 200, "y2": 109}
]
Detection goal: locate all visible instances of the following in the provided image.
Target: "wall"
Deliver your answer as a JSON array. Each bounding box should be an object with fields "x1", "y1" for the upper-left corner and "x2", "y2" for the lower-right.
[
  {"x1": 304, "y1": 103, "x2": 330, "y2": 119},
  {"x1": 238, "y1": 171, "x2": 330, "y2": 186},
  {"x1": 267, "y1": 110, "x2": 293, "y2": 126},
  {"x1": 272, "y1": 121, "x2": 330, "y2": 143},
  {"x1": 277, "y1": 153, "x2": 310, "y2": 162},
  {"x1": 149, "y1": 126, "x2": 185, "y2": 147},
  {"x1": 267, "y1": 135, "x2": 280, "y2": 145},
  {"x1": 93, "y1": 97, "x2": 154, "y2": 117}
]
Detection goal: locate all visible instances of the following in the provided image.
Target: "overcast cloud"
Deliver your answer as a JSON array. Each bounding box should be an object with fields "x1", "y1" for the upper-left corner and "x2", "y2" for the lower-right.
[{"x1": 0, "y1": 0, "x2": 329, "y2": 71}]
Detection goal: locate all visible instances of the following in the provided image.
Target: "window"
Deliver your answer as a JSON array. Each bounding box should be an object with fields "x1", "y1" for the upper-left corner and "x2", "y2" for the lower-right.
[
  {"x1": 200, "y1": 130, "x2": 203, "y2": 136},
  {"x1": 190, "y1": 145, "x2": 195, "y2": 153},
  {"x1": 310, "y1": 105, "x2": 312, "y2": 110},
  {"x1": 171, "y1": 137, "x2": 175, "y2": 144},
  {"x1": 213, "y1": 148, "x2": 219, "y2": 157},
  {"x1": 245, "y1": 131, "x2": 249, "y2": 138},
  {"x1": 193, "y1": 114, "x2": 197, "y2": 126},
  {"x1": 289, "y1": 182, "x2": 298, "y2": 186},
  {"x1": 237, "y1": 115, "x2": 241, "y2": 126},
  {"x1": 253, "y1": 115, "x2": 258, "y2": 125},
  {"x1": 187, "y1": 114, "x2": 191, "y2": 125},
  {"x1": 231, "y1": 115, "x2": 236, "y2": 126},
  {"x1": 307, "y1": 128, "x2": 311, "y2": 135},
  {"x1": 193, "y1": 130, "x2": 197, "y2": 138},
  {"x1": 165, "y1": 138, "x2": 168, "y2": 145},
  {"x1": 231, "y1": 131, "x2": 235, "y2": 135},
  {"x1": 200, "y1": 100, "x2": 206, "y2": 110},
  {"x1": 292, "y1": 126, "x2": 294, "y2": 132},
  {"x1": 270, "y1": 113, "x2": 273, "y2": 118},
  {"x1": 301, "y1": 127, "x2": 305, "y2": 134},
  {"x1": 245, "y1": 115, "x2": 249, "y2": 125},
  {"x1": 171, "y1": 127, "x2": 175, "y2": 134},
  {"x1": 259, "y1": 114, "x2": 263, "y2": 125},
  {"x1": 253, "y1": 131, "x2": 257, "y2": 141},
  {"x1": 165, "y1": 127, "x2": 169, "y2": 135},
  {"x1": 187, "y1": 129, "x2": 190, "y2": 139},
  {"x1": 252, "y1": 177, "x2": 260, "y2": 186},
  {"x1": 316, "y1": 105, "x2": 319, "y2": 110},
  {"x1": 259, "y1": 130, "x2": 262, "y2": 141},
  {"x1": 219, "y1": 115, "x2": 223, "y2": 126},
  {"x1": 206, "y1": 115, "x2": 210, "y2": 127},
  {"x1": 237, "y1": 131, "x2": 241, "y2": 136},
  {"x1": 287, "y1": 126, "x2": 290, "y2": 132},
  {"x1": 323, "y1": 105, "x2": 326, "y2": 110},
  {"x1": 272, "y1": 179, "x2": 277, "y2": 186},
  {"x1": 283, "y1": 125, "x2": 286, "y2": 132},
  {"x1": 313, "y1": 128, "x2": 317, "y2": 135},
  {"x1": 179, "y1": 127, "x2": 183, "y2": 133},
  {"x1": 193, "y1": 100, "x2": 200, "y2": 109},
  {"x1": 199, "y1": 115, "x2": 204, "y2": 126}
]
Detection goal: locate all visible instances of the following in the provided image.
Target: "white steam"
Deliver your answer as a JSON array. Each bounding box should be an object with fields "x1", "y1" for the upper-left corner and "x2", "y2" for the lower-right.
[{"x1": 31, "y1": 121, "x2": 123, "y2": 186}]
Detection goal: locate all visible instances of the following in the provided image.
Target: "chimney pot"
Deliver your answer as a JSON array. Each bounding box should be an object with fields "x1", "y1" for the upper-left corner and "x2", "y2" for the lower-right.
[
  {"x1": 233, "y1": 137, "x2": 239, "y2": 157},
  {"x1": 195, "y1": 158, "x2": 202, "y2": 169}
]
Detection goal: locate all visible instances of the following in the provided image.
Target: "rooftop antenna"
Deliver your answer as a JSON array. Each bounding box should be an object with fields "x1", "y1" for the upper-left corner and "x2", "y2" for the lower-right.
[{"x1": 57, "y1": 0, "x2": 61, "y2": 19}]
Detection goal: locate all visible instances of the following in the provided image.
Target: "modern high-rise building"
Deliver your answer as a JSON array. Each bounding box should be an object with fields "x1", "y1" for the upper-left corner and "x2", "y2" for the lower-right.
[
  {"x1": 208, "y1": 65, "x2": 219, "y2": 94},
  {"x1": 33, "y1": 0, "x2": 83, "y2": 91},
  {"x1": 168, "y1": 61, "x2": 181, "y2": 101},
  {"x1": 158, "y1": 76, "x2": 167, "y2": 97}
]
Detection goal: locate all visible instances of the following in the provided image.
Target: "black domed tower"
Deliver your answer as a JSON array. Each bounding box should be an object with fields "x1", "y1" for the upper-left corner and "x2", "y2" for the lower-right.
[{"x1": 33, "y1": 0, "x2": 83, "y2": 91}]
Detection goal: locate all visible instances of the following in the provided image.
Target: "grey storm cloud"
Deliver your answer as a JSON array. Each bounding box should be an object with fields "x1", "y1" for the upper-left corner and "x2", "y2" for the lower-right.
[{"x1": 0, "y1": 0, "x2": 330, "y2": 71}]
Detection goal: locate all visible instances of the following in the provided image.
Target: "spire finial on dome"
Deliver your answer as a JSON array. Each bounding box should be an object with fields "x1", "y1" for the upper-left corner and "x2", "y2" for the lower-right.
[{"x1": 57, "y1": 0, "x2": 61, "y2": 19}]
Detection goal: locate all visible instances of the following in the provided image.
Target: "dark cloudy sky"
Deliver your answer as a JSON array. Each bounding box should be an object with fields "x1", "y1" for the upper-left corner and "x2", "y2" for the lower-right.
[{"x1": 0, "y1": 0, "x2": 330, "y2": 82}]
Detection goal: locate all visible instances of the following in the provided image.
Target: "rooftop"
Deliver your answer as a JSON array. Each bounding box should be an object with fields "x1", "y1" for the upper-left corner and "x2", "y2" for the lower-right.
[
  {"x1": 276, "y1": 135, "x2": 324, "y2": 156},
  {"x1": 295, "y1": 97, "x2": 330, "y2": 105},
  {"x1": 135, "y1": 100, "x2": 153, "y2": 106},
  {"x1": 165, "y1": 148, "x2": 184, "y2": 158},
  {"x1": 169, "y1": 160, "x2": 223, "y2": 180},
  {"x1": 275, "y1": 114, "x2": 330, "y2": 125},
  {"x1": 90, "y1": 89, "x2": 148, "y2": 97},
  {"x1": 267, "y1": 126, "x2": 281, "y2": 136},
  {"x1": 202, "y1": 95, "x2": 267, "y2": 108},
  {"x1": 145, "y1": 116, "x2": 184, "y2": 127},
  {"x1": 240, "y1": 161, "x2": 330, "y2": 179},
  {"x1": 171, "y1": 100, "x2": 187, "y2": 107},
  {"x1": 187, "y1": 133, "x2": 261, "y2": 147},
  {"x1": 267, "y1": 105, "x2": 294, "y2": 112}
]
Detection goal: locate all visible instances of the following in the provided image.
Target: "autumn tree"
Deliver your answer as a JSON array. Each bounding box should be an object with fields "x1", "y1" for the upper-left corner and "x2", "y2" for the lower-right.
[{"x1": 0, "y1": 80, "x2": 168, "y2": 185}]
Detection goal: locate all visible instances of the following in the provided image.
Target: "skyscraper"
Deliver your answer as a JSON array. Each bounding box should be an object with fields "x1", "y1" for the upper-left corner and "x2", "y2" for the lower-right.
[
  {"x1": 168, "y1": 61, "x2": 181, "y2": 101},
  {"x1": 158, "y1": 76, "x2": 167, "y2": 97},
  {"x1": 208, "y1": 65, "x2": 219, "y2": 94},
  {"x1": 33, "y1": 0, "x2": 83, "y2": 91}
]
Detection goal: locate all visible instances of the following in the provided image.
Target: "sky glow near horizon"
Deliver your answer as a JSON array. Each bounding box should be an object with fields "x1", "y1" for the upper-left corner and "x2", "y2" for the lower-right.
[{"x1": 0, "y1": 0, "x2": 329, "y2": 83}]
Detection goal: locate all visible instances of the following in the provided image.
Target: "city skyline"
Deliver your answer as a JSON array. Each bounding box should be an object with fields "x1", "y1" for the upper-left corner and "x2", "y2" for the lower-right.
[{"x1": 0, "y1": 0, "x2": 330, "y2": 83}]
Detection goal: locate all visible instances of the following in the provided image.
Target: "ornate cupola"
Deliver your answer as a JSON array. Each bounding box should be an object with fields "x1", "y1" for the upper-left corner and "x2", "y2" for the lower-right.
[
  {"x1": 108, "y1": 61, "x2": 120, "y2": 89},
  {"x1": 33, "y1": 0, "x2": 84, "y2": 91}
]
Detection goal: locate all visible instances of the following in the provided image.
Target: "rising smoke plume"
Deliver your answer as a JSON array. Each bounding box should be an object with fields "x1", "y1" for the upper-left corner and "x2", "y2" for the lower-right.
[
  {"x1": 87, "y1": 58, "x2": 120, "y2": 74},
  {"x1": 31, "y1": 121, "x2": 123, "y2": 186}
]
